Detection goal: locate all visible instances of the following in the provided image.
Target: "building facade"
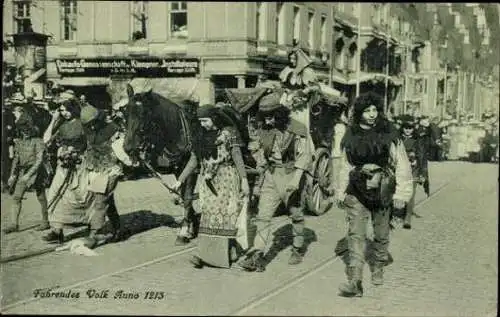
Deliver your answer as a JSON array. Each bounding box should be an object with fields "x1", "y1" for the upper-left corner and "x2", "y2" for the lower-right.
[
  {"x1": 3, "y1": 1, "x2": 335, "y2": 106},
  {"x1": 3, "y1": 1, "x2": 498, "y2": 118}
]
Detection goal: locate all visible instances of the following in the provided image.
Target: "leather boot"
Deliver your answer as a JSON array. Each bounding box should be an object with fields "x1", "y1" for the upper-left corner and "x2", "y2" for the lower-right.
[
  {"x1": 175, "y1": 218, "x2": 192, "y2": 246},
  {"x1": 288, "y1": 247, "x2": 304, "y2": 265},
  {"x1": 237, "y1": 250, "x2": 266, "y2": 272},
  {"x1": 371, "y1": 263, "x2": 384, "y2": 286},
  {"x1": 339, "y1": 267, "x2": 363, "y2": 297},
  {"x1": 42, "y1": 229, "x2": 64, "y2": 244}
]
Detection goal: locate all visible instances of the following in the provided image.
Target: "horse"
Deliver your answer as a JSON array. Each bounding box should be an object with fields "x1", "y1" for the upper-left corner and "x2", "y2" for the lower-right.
[{"x1": 122, "y1": 82, "x2": 201, "y2": 245}]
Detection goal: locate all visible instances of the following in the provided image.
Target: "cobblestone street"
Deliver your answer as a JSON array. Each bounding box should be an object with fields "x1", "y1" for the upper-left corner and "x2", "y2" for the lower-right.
[{"x1": 1, "y1": 162, "x2": 498, "y2": 316}]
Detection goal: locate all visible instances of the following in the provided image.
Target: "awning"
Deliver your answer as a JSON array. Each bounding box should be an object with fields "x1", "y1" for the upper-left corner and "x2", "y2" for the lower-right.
[{"x1": 54, "y1": 77, "x2": 112, "y2": 86}]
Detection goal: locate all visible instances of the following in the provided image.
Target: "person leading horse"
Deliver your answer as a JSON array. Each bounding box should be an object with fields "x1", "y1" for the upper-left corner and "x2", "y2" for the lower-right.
[{"x1": 122, "y1": 78, "x2": 201, "y2": 245}]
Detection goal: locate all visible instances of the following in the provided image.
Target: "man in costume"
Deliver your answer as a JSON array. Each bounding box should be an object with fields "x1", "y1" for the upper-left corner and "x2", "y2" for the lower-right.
[
  {"x1": 335, "y1": 92, "x2": 413, "y2": 297},
  {"x1": 238, "y1": 92, "x2": 313, "y2": 272},
  {"x1": 416, "y1": 116, "x2": 433, "y2": 196},
  {"x1": 4, "y1": 111, "x2": 50, "y2": 233}
]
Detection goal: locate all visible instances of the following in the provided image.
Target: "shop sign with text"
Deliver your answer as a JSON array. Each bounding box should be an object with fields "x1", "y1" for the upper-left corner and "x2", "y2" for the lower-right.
[{"x1": 55, "y1": 58, "x2": 200, "y2": 77}]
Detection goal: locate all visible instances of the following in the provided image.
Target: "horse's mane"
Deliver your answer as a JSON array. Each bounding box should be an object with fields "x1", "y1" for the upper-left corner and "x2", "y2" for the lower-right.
[{"x1": 143, "y1": 92, "x2": 192, "y2": 159}]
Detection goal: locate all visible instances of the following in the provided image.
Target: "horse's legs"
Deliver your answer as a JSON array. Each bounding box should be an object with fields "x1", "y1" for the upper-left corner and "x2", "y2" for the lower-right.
[{"x1": 175, "y1": 172, "x2": 199, "y2": 245}]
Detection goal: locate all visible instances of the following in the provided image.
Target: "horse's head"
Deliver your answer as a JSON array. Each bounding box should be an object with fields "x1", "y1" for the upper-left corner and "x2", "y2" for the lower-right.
[{"x1": 123, "y1": 82, "x2": 153, "y2": 161}]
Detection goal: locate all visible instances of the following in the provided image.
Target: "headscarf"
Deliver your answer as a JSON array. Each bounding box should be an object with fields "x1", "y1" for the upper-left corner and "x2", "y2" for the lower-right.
[
  {"x1": 128, "y1": 78, "x2": 153, "y2": 96},
  {"x1": 196, "y1": 104, "x2": 245, "y2": 159},
  {"x1": 61, "y1": 98, "x2": 81, "y2": 118}
]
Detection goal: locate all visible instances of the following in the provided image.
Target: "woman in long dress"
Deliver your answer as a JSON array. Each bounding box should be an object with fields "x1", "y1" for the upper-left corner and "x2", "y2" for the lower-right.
[
  {"x1": 173, "y1": 104, "x2": 250, "y2": 268},
  {"x1": 43, "y1": 99, "x2": 87, "y2": 205}
]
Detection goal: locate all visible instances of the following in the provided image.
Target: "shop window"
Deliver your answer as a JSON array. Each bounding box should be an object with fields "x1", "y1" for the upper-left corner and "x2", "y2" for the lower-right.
[
  {"x1": 213, "y1": 75, "x2": 238, "y2": 103},
  {"x1": 61, "y1": 0, "x2": 77, "y2": 41},
  {"x1": 275, "y1": 2, "x2": 285, "y2": 45},
  {"x1": 320, "y1": 14, "x2": 327, "y2": 50},
  {"x1": 131, "y1": 1, "x2": 148, "y2": 40},
  {"x1": 13, "y1": 0, "x2": 32, "y2": 33},
  {"x1": 307, "y1": 11, "x2": 315, "y2": 50},
  {"x1": 170, "y1": 1, "x2": 188, "y2": 38},
  {"x1": 351, "y1": 3, "x2": 360, "y2": 18},
  {"x1": 256, "y1": 2, "x2": 266, "y2": 41},
  {"x1": 292, "y1": 5, "x2": 300, "y2": 44},
  {"x1": 372, "y1": 3, "x2": 382, "y2": 25}
]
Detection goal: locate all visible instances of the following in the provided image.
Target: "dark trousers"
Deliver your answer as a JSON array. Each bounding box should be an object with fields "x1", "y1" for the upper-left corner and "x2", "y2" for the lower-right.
[
  {"x1": 178, "y1": 172, "x2": 199, "y2": 238},
  {"x1": 11, "y1": 176, "x2": 48, "y2": 227},
  {"x1": 1, "y1": 153, "x2": 12, "y2": 188},
  {"x1": 404, "y1": 181, "x2": 418, "y2": 225}
]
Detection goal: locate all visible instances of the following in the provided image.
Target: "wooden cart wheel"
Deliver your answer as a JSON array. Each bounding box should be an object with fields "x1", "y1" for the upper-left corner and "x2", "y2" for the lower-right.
[{"x1": 306, "y1": 147, "x2": 333, "y2": 216}]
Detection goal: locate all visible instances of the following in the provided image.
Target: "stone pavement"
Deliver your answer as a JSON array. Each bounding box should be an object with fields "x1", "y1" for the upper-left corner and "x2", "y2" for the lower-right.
[
  {"x1": 1, "y1": 162, "x2": 497, "y2": 316},
  {"x1": 1, "y1": 176, "x2": 180, "y2": 260}
]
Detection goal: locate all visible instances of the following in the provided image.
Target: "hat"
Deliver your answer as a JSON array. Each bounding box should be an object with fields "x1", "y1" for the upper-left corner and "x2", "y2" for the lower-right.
[
  {"x1": 258, "y1": 92, "x2": 283, "y2": 112},
  {"x1": 129, "y1": 78, "x2": 153, "y2": 95},
  {"x1": 80, "y1": 105, "x2": 100, "y2": 125},
  {"x1": 59, "y1": 91, "x2": 75, "y2": 101},
  {"x1": 113, "y1": 98, "x2": 129, "y2": 111}
]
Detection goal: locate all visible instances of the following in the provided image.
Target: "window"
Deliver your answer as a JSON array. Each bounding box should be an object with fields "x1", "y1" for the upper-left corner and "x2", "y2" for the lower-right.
[
  {"x1": 14, "y1": 1, "x2": 32, "y2": 33},
  {"x1": 351, "y1": 3, "x2": 359, "y2": 18},
  {"x1": 170, "y1": 1, "x2": 187, "y2": 38},
  {"x1": 307, "y1": 11, "x2": 314, "y2": 50},
  {"x1": 131, "y1": 1, "x2": 148, "y2": 39},
  {"x1": 256, "y1": 2, "x2": 266, "y2": 41},
  {"x1": 334, "y1": 37, "x2": 344, "y2": 70},
  {"x1": 276, "y1": 2, "x2": 285, "y2": 45},
  {"x1": 320, "y1": 14, "x2": 326, "y2": 50},
  {"x1": 292, "y1": 6, "x2": 300, "y2": 44},
  {"x1": 347, "y1": 43, "x2": 357, "y2": 72},
  {"x1": 61, "y1": 0, "x2": 77, "y2": 41}
]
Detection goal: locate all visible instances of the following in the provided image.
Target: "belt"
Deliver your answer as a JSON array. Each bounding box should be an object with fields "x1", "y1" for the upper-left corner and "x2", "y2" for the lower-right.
[{"x1": 268, "y1": 161, "x2": 295, "y2": 173}]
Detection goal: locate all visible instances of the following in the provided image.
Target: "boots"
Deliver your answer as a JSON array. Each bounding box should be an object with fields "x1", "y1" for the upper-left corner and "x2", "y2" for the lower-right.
[
  {"x1": 3, "y1": 224, "x2": 19, "y2": 234},
  {"x1": 237, "y1": 250, "x2": 266, "y2": 272},
  {"x1": 339, "y1": 267, "x2": 363, "y2": 297},
  {"x1": 371, "y1": 263, "x2": 384, "y2": 286},
  {"x1": 189, "y1": 255, "x2": 204, "y2": 269},
  {"x1": 42, "y1": 229, "x2": 64, "y2": 244},
  {"x1": 175, "y1": 218, "x2": 192, "y2": 246},
  {"x1": 83, "y1": 230, "x2": 98, "y2": 249},
  {"x1": 288, "y1": 247, "x2": 304, "y2": 265}
]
